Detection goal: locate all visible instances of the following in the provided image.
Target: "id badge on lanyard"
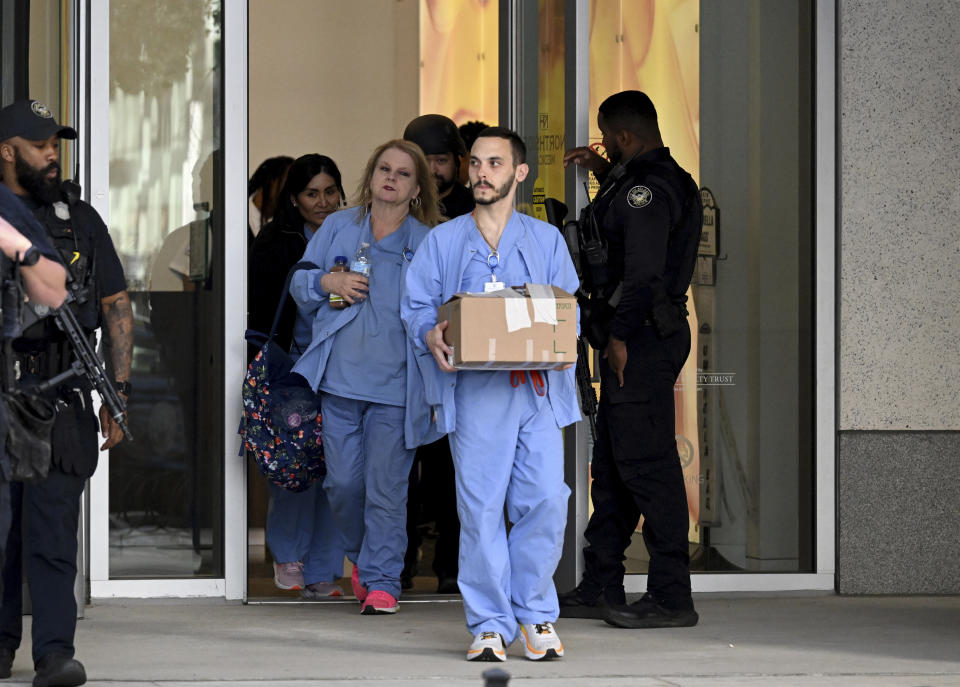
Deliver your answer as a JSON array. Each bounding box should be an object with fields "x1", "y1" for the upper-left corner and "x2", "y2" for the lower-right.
[{"x1": 483, "y1": 250, "x2": 505, "y2": 292}]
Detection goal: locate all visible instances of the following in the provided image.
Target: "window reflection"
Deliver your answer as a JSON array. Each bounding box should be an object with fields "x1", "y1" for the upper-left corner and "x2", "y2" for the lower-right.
[
  {"x1": 107, "y1": 0, "x2": 223, "y2": 578},
  {"x1": 586, "y1": 0, "x2": 814, "y2": 574}
]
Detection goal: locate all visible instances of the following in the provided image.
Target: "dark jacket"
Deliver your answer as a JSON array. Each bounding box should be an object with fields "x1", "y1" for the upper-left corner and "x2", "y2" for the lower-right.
[
  {"x1": 595, "y1": 147, "x2": 701, "y2": 343},
  {"x1": 247, "y1": 219, "x2": 309, "y2": 359},
  {"x1": 594, "y1": 147, "x2": 702, "y2": 404},
  {"x1": 439, "y1": 182, "x2": 475, "y2": 220}
]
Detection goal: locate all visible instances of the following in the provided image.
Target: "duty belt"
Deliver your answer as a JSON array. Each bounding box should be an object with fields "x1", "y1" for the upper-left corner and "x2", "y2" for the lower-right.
[{"x1": 13, "y1": 335, "x2": 94, "y2": 382}]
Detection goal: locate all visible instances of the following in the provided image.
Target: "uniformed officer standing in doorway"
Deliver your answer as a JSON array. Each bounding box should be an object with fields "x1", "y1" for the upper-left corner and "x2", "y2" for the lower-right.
[
  {"x1": 558, "y1": 90, "x2": 702, "y2": 629},
  {"x1": 0, "y1": 100, "x2": 133, "y2": 687}
]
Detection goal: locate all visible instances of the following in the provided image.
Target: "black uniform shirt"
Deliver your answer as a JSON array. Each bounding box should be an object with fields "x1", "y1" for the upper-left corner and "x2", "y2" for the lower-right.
[
  {"x1": 9, "y1": 192, "x2": 127, "y2": 351},
  {"x1": 594, "y1": 147, "x2": 701, "y2": 342},
  {"x1": 439, "y1": 182, "x2": 476, "y2": 220},
  {"x1": 0, "y1": 185, "x2": 62, "y2": 469},
  {"x1": 20, "y1": 194, "x2": 127, "y2": 300}
]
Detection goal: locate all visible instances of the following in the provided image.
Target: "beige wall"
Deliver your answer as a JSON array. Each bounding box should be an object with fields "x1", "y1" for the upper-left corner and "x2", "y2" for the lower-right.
[{"x1": 249, "y1": 0, "x2": 420, "y2": 199}]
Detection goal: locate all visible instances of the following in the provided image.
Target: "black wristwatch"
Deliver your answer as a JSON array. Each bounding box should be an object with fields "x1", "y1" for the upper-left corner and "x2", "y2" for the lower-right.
[
  {"x1": 20, "y1": 245, "x2": 41, "y2": 267},
  {"x1": 114, "y1": 380, "x2": 132, "y2": 396}
]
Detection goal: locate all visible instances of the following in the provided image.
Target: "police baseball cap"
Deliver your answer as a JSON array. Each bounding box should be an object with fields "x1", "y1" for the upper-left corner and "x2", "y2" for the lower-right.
[
  {"x1": 403, "y1": 114, "x2": 466, "y2": 157},
  {"x1": 0, "y1": 99, "x2": 78, "y2": 143}
]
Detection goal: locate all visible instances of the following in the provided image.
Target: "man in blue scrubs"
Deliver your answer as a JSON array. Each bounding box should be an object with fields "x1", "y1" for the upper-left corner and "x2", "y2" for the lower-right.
[{"x1": 402, "y1": 127, "x2": 580, "y2": 662}]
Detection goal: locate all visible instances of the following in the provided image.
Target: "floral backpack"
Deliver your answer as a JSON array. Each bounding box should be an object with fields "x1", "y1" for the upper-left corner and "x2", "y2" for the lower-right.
[{"x1": 239, "y1": 262, "x2": 324, "y2": 492}]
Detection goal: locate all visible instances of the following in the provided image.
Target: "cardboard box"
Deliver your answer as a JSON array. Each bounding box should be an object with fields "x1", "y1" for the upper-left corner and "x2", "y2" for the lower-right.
[{"x1": 438, "y1": 284, "x2": 577, "y2": 370}]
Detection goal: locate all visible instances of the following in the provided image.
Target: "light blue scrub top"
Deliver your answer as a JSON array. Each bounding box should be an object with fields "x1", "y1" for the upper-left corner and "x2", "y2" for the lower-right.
[
  {"x1": 290, "y1": 224, "x2": 317, "y2": 359},
  {"x1": 319, "y1": 221, "x2": 412, "y2": 406},
  {"x1": 460, "y1": 219, "x2": 532, "y2": 293}
]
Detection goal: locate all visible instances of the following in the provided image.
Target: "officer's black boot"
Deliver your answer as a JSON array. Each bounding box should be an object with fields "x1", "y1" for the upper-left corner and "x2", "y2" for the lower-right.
[
  {"x1": 0, "y1": 646, "x2": 14, "y2": 678},
  {"x1": 32, "y1": 653, "x2": 86, "y2": 687},
  {"x1": 604, "y1": 592, "x2": 698, "y2": 629},
  {"x1": 436, "y1": 574, "x2": 459, "y2": 594},
  {"x1": 558, "y1": 579, "x2": 626, "y2": 619}
]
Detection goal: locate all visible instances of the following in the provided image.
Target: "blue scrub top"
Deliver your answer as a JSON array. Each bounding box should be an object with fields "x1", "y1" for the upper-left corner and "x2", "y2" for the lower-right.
[
  {"x1": 460, "y1": 216, "x2": 532, "y2": 293},
  {"x1": 319, "y1": 220, "x2": 412, "y2": 406},
  {"x1": 290, "y1": 224, "x2": 317, "y2": 359}
]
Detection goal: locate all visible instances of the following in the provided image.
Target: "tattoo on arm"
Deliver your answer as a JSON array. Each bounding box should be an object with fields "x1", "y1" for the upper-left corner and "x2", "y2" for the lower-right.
[{"x1": 102, "y1": 291, "x2": 134, "y2": 382}]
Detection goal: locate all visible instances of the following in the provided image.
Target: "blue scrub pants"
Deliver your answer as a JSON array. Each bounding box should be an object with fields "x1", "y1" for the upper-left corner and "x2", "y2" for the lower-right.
[
  {"x1": 320, "y1": 393, "x2": 415, "y2": 599},
  {"x1": 451, "y1": 371, "x2": 570, "y2": 643},
  {"x1": 266, "y1": 481, "x2": 345, "y2": 584}
]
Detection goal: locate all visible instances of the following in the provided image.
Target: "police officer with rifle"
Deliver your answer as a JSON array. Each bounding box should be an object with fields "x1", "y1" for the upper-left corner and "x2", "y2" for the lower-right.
[
  {"x1": 557, "y1": 91, "x2": 702, "y2": 630},
  {"x1": 0, "y1": 100, "x2": 133, "y2": 687}
]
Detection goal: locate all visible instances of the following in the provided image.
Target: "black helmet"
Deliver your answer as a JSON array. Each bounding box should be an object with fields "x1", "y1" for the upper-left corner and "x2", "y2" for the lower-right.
[{"x1": 403, "y1": 114, "x2": 466, "y2": 157}]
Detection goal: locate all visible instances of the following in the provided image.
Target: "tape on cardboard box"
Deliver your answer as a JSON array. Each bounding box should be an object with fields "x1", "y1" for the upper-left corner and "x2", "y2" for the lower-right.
[{"x1": 437, "y1": 284, "x2": 576, "y2": 369}]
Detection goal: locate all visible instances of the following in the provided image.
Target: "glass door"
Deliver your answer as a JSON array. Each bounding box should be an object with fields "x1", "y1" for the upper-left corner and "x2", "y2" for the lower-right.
[
  {"x1": 504, "y1": 0, "x2": 833, "y2": 592},
  {"x1": 85, "y1": 0, "x2": 248, "y2": 598}
]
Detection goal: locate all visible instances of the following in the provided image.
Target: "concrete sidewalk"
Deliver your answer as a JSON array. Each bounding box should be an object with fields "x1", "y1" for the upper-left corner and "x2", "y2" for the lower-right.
[{"x1": 5, "y1": 594, "x2": 959, "y2": 686}]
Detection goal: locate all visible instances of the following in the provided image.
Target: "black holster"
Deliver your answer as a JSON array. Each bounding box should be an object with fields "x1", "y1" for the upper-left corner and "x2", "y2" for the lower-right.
[
  {"x1": 579, "y1": 295, "x2": 615, "y2": 350},
  {"x1": 649, "y1": 291, "x2": 688, "y2": 340}
]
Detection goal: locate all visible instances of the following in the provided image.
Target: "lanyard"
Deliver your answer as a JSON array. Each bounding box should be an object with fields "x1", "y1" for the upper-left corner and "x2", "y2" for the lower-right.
[
  {"x1": 486, "y1": 250, "x2": 500, "y2": 281},
  {"x1": 472, "y1": 210, "x2": 503, "y2": 286}
]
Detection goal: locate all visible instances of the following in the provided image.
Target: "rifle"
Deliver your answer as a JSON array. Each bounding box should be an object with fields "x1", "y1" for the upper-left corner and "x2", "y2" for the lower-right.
[
  {"x1": 32, "y1": 297, "x2": 133, "y2": 441},
  {"x1": 544, "y1": 198, "x2": 598, "y2": 441}
]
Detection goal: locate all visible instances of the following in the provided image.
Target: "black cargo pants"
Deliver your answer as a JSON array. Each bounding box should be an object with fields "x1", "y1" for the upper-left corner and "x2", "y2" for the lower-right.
[
  {"x1": 581, "y1": 325, "x2": 694, "y2": 610},
  {"x1": 0, "y1": 390, "x2": 97, "y2": 665}
]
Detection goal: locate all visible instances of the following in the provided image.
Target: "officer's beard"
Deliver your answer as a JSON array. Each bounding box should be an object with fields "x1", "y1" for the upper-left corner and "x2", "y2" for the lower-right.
[
  {"x1": 14, "y1": 151, "x2": 62, "y2": 205},
  {"x1": 473, "y1": 177, "x2": 514, "y2": 206}
]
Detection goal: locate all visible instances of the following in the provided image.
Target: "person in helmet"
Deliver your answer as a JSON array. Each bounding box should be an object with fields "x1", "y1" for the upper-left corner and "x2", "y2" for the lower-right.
[{"x1": 403, "y1": 114, "x2": 475, "y2": 220}]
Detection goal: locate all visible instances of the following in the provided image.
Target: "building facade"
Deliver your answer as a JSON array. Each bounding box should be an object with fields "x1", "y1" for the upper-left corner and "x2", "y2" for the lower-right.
[{"x1": 0, "y1": 0, "x2": 956, "y2": 601}]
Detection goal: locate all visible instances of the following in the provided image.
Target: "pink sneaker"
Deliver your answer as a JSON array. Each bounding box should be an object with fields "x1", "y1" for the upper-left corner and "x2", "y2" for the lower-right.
[
  {"x1": 351, "y1": 564, "x2": 367, "y2": 603},
  {"x1": 361, "y1": 590, "x2": 398, "y2": 615},
  {"x1": 273, "y1": 561, "x2": 304, "y2": 591}
]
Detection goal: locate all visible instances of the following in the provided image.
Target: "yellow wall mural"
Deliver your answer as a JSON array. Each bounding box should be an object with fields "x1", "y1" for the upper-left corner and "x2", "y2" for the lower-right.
[
  {"x1": 419, "y1": 0, "x2": 499, "y2": 128},
  {"x1": 532, "y1": 0, "x2": 567, "y2": 221},
  {"x1": 588, "y1": 0, "x2": 699, "y2": 179}
]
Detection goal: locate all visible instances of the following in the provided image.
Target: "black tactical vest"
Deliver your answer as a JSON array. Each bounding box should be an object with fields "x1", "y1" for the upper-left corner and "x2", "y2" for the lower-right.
[{"x1": 23, "y1": 199, "x2": 100, "y2": 338}]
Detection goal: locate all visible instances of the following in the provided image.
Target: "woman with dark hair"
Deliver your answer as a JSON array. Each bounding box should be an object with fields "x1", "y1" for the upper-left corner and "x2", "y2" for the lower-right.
[
  {"x1": 248, "y1": 153, "x2": 347, "y2": 599},
  {"x1": 289, "y1": 140, "x2": 441, "y2": 614},
  {"x1": 249, "y1": 154, "x2": 346, "y2": 355},
  {"x1": 248, "y1": 155, "x2": 294, "y2": 243}
]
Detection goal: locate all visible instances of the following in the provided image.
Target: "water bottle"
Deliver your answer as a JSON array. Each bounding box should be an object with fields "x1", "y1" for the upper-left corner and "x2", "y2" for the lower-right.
[
  {"x1": 328, "y1": 256, "x2": 348, "y2": 309},
  {"x1": 351, "y1": 242, "x2": 372, "y2": 278}
]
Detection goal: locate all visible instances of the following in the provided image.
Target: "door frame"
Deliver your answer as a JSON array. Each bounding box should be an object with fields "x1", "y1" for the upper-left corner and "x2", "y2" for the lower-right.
[
  {"x1": 84, "y1": 0, "x2": 248, "y2": 599},
  {"x1": 542, "y1": 0, "x2": 837, "y2": 593}
]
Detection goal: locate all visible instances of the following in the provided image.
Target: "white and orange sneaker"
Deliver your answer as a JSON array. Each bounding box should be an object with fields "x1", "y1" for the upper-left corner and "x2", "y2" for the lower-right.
[
  {"x1": 519, "y1": 622, "x2": 563, "y2": 660},
  {"x1": 467, "y1": 631, "x2": 507, "y2": 662}
]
